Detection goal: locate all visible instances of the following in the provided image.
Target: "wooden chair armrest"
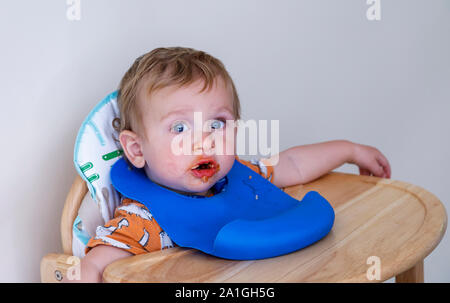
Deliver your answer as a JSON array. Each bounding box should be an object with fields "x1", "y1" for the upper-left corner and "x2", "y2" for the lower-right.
[{"x1": 61, "y1": 175, "x2": 88, "y2": 254}]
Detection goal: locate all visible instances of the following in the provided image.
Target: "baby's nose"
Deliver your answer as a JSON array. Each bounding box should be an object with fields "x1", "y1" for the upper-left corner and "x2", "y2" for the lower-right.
[{"x1": 193, "y1": 131, "x2": 215, "y2": 154}]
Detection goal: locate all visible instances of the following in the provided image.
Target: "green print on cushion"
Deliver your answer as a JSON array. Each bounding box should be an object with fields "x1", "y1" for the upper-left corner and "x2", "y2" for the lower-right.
[
  {"x1": 102, "y1": 149, "x2": 123, "y2": 161},
  {"x1": 80, "y1": 162, "x2": 93, "y2": 172},
  {"x1": 80, "y1": 161, "x2": 100, "y2": 183}
]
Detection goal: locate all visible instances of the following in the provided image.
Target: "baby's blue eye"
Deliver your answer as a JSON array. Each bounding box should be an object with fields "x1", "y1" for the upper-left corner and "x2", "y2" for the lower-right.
[
  {"x1": 171, "y1": 121, "x2": 190, "y2": 133},
  {"x1": 210, "y1": 120, "x2": 225, "y2": 130}
]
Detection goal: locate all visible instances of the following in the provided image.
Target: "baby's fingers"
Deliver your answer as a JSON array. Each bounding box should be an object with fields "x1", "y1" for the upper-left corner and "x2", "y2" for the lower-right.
[
  {"x1": 359, "y1": 162, "x2": 383, "y2": 177},
  {"x1": 376, "y1": 153, "x2": 391, "y2": 178},
  {"x1": 368, "y1": 161, "x2": 385, "y2": 177}
]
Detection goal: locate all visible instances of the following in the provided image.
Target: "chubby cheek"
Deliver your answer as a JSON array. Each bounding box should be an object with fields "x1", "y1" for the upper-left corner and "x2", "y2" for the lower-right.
[
  {"x1": 216, "y1": 155, "x2": 235, "y2": 178},
  {"x1": 207, "y1": 128, "x2": 235, "y2": 156},
  {"x1": 215, "y1": 125, "x2": 237, "y2": 176},
  {"x1": 144, "y1": 143, "x2": 186, "y2": 181}
]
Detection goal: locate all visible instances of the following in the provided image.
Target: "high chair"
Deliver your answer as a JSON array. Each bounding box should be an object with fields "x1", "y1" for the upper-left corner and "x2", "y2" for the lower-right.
[{"x1": 40, "y1": 92, "x2": 447, "y2": 283}]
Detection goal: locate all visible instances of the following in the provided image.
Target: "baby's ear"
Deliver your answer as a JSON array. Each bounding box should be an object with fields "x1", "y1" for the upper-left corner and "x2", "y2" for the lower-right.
[{"x1": 119, "y1": 130, "x2": 145, "y2": 168}]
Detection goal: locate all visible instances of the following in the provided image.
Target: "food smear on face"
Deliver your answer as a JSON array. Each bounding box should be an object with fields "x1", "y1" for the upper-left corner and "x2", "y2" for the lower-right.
[{"x1": 190, "y1": 157, "x2": 220, "y2": 183}]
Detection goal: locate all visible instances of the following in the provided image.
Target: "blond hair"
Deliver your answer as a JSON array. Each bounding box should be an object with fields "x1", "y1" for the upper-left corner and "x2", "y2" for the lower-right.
[{"x1": 114, "y1": 47, "x2": 241, "y2": 138}]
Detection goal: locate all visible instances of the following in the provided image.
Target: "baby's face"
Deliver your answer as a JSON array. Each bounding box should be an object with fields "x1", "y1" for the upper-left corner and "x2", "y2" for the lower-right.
[{"x1": 122, "y1": 77, "x2": 236, "y2": 196}]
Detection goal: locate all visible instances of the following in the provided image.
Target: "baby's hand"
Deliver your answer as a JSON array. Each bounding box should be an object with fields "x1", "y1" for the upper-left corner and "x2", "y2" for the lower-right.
[{"x1": 350, "y1": 143, "x2": 391, "y2": 178}]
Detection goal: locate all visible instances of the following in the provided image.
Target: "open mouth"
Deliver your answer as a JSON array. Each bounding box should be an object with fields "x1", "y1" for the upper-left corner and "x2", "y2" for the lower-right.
[
  {"x1": 191, "y1": 161, "x2": 216, "y2": 170},
  {"x1": 190, "y1": 158, "x2": 220, "y2": 182}
]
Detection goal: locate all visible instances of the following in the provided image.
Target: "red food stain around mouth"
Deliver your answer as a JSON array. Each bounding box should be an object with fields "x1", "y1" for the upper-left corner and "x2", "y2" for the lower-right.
[{"x1": 189, "y1": 157, "x2": 221, "y2": 183}]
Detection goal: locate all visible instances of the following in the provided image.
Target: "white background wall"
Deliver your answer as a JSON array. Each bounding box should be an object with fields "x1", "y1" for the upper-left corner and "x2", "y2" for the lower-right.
[{"x1": 0, "y1": 0, "x2": 448, "y2": 282}]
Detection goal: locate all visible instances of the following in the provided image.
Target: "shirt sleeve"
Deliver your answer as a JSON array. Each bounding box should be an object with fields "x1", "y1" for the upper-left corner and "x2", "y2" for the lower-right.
[
  {"x1": 235, "y1": 156, "x2": 275, "y2": 184},
  {"x1": 85, "y1": 199, "x2": 175, "y2": 255}
]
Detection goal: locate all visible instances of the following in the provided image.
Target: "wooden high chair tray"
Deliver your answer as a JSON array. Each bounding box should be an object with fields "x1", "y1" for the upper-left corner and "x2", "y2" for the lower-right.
[{"x1": 102, "y1": 172, "x2": 447, "y2": 283}]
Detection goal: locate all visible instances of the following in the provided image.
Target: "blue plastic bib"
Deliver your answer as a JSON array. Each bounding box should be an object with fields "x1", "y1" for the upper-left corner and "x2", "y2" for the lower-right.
[{"x1": 110, "y1": 158, "x2": 335, "y2": 260}]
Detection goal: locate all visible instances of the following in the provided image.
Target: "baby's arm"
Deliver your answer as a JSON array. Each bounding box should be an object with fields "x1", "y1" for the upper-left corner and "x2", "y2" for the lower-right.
[
  {"x1": 63, "y1": 245, "x2": 132, "y2": 283},
  {"x1": 267, "y1": 140, "x2": 391, "y2": 188}
]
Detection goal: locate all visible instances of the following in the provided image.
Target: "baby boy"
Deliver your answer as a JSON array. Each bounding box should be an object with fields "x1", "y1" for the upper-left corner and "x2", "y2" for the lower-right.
[{"x1": 66, "y1": 47, "x2": 391, "y2": 282}]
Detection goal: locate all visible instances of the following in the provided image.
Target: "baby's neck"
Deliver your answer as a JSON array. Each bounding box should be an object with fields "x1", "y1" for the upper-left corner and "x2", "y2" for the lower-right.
[{"x1": 154, "y1": 181, "x2": 213, "y2": 197}]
